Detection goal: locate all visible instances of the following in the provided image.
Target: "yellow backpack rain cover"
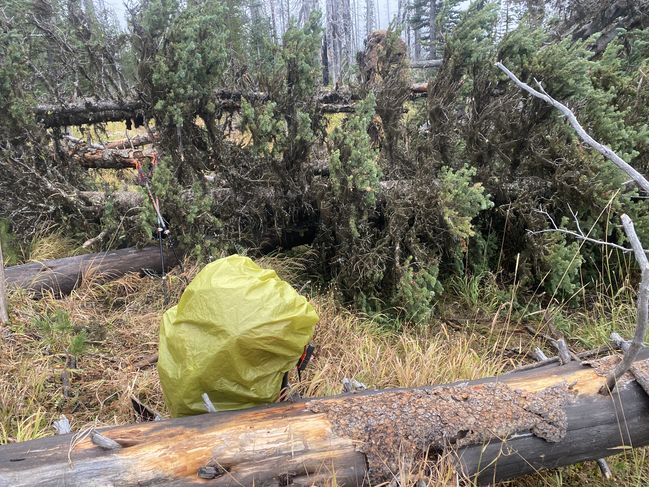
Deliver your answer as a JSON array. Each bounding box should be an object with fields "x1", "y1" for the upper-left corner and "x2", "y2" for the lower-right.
[{"x1": 158, "y1": 255, "x2": 318, "y2": 417}]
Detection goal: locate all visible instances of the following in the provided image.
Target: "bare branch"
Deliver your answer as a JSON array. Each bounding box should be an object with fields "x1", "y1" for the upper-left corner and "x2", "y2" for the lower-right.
[
  {"x1": 496, "y1": 62, "x2": 649, "y2": 195},
  {"x1": 0, "y1": 241, "x2": 8, "y2": 326},
  {"x1": 601, "y1": 214, "x2": 649, "y2": 393},
  {"x1": 528, "y1": 208, "x2": 636, "y2": 253}
]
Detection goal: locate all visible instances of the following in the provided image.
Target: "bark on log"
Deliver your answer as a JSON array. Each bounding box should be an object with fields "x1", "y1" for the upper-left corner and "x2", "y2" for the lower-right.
[
  {"x1": 104, "y1": 132, "x2": 158, "y2": 150},
  {"x1": 35, "y1": 86, "x2": 430, "y2": 127},
  {"x1": 1, "y1": 349, "x2": 648, "y2": 486},
  {"x1": 61, "y1": 135, "x2": 158, "y2": 169},
  {"x1": 4, "y1": 247, "x2": 177, "y2": 298},
  {"x1": 71, "y1": 147, "x2": 156, "y2": 169},
  {"x1": 35, "y1": 99, "x2": 147, "y2": 127}
]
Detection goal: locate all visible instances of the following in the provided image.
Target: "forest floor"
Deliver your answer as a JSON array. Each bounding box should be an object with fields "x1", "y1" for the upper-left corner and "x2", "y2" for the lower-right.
[{"x1": 1, "y1": 233, "x2": 648, "y2": 486}]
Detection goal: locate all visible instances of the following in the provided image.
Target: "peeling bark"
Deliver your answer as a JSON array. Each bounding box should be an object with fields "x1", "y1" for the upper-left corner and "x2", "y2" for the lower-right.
[
  {"x1": 1, "y1": 350, "x2": 649, "y2": 485},
  {"x1": 70, "y1": 147, "x2": 156, "y2": 169}
]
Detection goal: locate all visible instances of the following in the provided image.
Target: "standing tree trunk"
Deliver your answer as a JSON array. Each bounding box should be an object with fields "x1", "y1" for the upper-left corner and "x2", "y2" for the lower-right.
[
  {"x1": 326, "y1": 0, "x2": 342, "y2": 85},
  {"x1": 413, "y1": 26, "x2": 421, "y2": 60},
  {"x1": 428, "y1": 0, "x2": 437, "y2": 59},
  {"x1": 341, "y1": 0, "x2": 354, "y2": 74},
  {"x1": 269, "y1": 0, "x2": 278, "y2": 41},
  {"x1": 298, "y1": 0, "x2": 317, "y2": 26},
  {"x1": 365, "y1": 0, "x2": 375, "y2": 39},
  {"x1": 278, "y1": 0, "x2": 286, "y2": 38},
  {"x1": 353, "y1": 0, "x2": 360, "y2": 53}
]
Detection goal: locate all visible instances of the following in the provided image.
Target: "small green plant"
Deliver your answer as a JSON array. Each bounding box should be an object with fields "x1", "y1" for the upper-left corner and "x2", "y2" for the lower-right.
[
  {"x1": 33, "y1": 309, "x2": 87, "y2": 366},
  {"x1": 392, "y1": 258, "x2": 444, "y2": 324},
  {"x1": 541, "y1": 233, "x2": 584, "y2": 298},
  {"x1": 448, "y1": 273, "x2": 485, "y2": 309},
  {"x1": 0, "y1": 219, "x2": 19, "y2": 265},
  {"x1": 438, "y1": 165, "x2": 493, "y2": 242}
]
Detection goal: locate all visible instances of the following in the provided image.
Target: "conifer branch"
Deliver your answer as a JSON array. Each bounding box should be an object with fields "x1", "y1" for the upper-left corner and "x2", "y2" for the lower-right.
[{"x1": 496, "y1": 62, "x2": 649, "y2": 195}]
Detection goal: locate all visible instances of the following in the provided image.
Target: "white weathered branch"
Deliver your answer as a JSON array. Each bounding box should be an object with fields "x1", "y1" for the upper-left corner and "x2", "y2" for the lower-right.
[
  {"x1": 529, "y1": 207, "x2": 639, "y2": 253},
  {"x1": 601, "y1": 214, "x2": 649, "y2": 392},
  {"x1": 496, "y1": 62, "x2": 649, "y2": 194}
]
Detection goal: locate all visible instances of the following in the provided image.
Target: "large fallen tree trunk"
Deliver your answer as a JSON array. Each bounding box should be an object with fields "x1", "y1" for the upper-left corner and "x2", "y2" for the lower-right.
[
  {"x1": 35, "y1": 85, "x2": 429, "y2": 127},
  {"x1": 1, "y1": 349, "x2": 648, "y2": 486},
  {"x1": 5, "y1": 246, "x2": 177, "y2": 298}
]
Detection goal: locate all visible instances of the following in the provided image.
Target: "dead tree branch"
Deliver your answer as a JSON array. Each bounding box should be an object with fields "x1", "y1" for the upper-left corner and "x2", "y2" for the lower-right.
[
  {"x1": 496, "y1": 62, "x2": 649, "y2": 194},
  {"x1": 601, "y1": 214, "x2": 649, "y2": 392},
  {"x1": 529, "y1": 206, "x2": 638, "y2": 254}
]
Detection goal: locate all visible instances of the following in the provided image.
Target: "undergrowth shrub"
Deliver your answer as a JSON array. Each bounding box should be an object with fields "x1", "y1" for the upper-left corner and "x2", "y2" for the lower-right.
[
  {"x1": 32, "y1": 310, "x2": 87, "y2": 361},
  {"x1": 392, "y1": 258, "x2": 443, "y2": 324}
]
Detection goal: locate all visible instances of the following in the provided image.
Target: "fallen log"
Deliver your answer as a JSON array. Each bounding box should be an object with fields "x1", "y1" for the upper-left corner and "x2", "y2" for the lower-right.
[
  {"x1": 36, "y1": 98, "x2": 147, "y2": 127},
  {"x1": 1, "y1": 349, "x2": 648, "y2": 486},
  {"x1": 5, "y1": 246, "x2": 177, "y2": 298},
  {"x1": 61, "y1": 135, "x2": 157, "y2": 169},
  {"x1": 104, "y1": 132, "x2": 158, "y2": 150},
  {"x1": 35, "y1": 85, "x2": 430, "y2": 127},
  {"x1": 72, "y1": 147, "x2": 155, "y2": 169}
]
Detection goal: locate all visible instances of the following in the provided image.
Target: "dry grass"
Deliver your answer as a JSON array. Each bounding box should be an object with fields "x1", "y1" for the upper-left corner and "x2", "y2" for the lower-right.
[
  {"x1": 0, "y1": 259, "x2": 200, "y2": 439},
  {"x1": 295, "y1": 295, "x2": 514, "y2": 399},
  {"x1": 23, "y1": 226, "x2": 84, "y2": 262},
  {"x1": 1, "y1": 247, "x2": 647, "y2": 485}
]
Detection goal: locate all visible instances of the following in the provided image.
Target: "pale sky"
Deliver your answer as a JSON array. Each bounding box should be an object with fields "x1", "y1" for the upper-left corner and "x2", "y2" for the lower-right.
[
  {"x1": 101, "y1": 0, "x2": 470, "y2": 36},
  {"x1": 102, "y1": 0, "x2": 402, "y2": 30},
  {"x1": 104, "y1": 0, "x2": 127, "y2": 27}
]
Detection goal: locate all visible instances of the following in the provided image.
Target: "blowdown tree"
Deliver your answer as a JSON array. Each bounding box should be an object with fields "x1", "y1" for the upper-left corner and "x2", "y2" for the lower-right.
[
  {"x1": 0, "y1": 0, "x2": 136, "y2": 240},
  {"x1": 420, "y1": 1, "x2": 649, "y2": 296},
  {"x1": 4, "y1": 0, "x2": 649, "y2": 324}
]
